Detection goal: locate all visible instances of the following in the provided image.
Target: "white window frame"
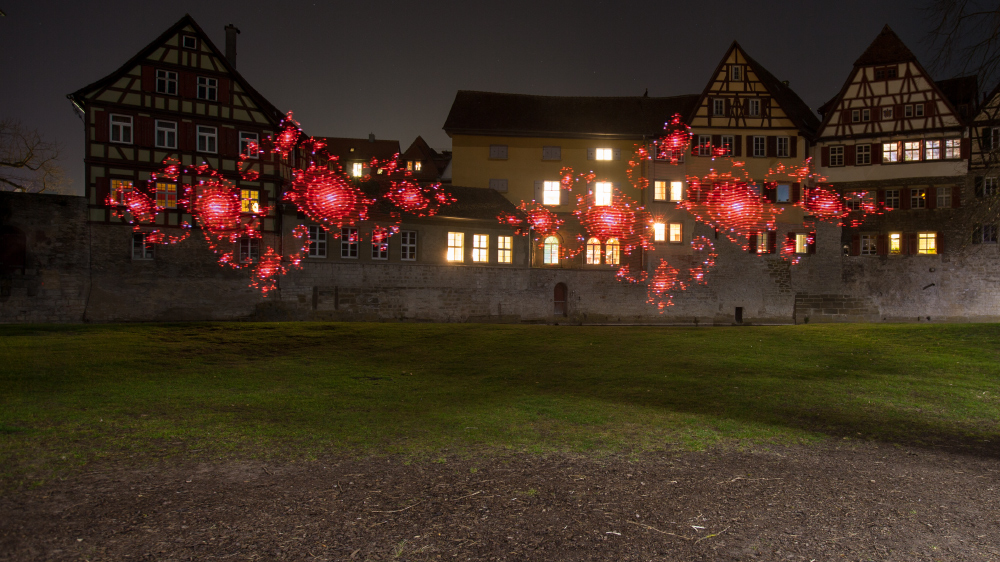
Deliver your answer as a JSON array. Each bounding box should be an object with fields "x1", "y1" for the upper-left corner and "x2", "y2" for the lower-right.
[
  {"x1": 543, "y1": 236, "x2": 559, "y2": 265},
  {"x1": 861, "y1": 234, "x2": 877, "y2": 255},
  {"x1": 721, "y1": 135, "x2": 734, "y2": 155},
  {"x1": 653, "y1": 223, "x2": 665, "y2": 242},
  {"x1": 197, "y1": 76, "x2": 218, "y2": 101},
  {"x1": 862, "y1": 108, "x2": 871, "y2": 121},
  {"x1": 400, "y1": 230, "x2": 417, "y2": 261},
  {"x1": 845, "y1": 193, "x2": 862, "y2": 211},
  {"x1": 830, "y1": 145, "x2": 845, "y2": 167},
  {"x1": 352, "y1": 162, "x2": 364, "y2": 177},
  {"x1": 777, "y1": 137, "x2": 790, "y2": 158},
  {"x1": 307, "y1": 226, "x2": 327, "y2": 258},
  {"x1": 883, "y1": 142, "x2": 899, "y2": 163},
  {"x1": 904, "y1": 104, "x2": 913, "y2": 117},
  {"x1": 851, "y1": 109, "x2": 860, "y2": 123},
  {"x1": 240, "y1": 132, "x2": 259, "y2": 158},
  {"x1": 594, "y1": 182, "x2": 612, "y2": 206},
  {"x1": 239, "y1": 237, "x2": 260, "y2": 263},
  {"x1": 925, "y1": 139, "x2": 941, "y2": 160},
  {"x1": 885, "y1": 190, "x2": 900, "y2": 210},
  {"x1": 653, "y1": 181, "x2": 667, "y2": 201},
  {"x1": 543, "y1": 181, "x2": 561, "y2": 206},
  {"x1": 605, "y1": 238, "x2": 620, "y2": 265},
  {"x1": 447, "y1": 232, "x2": 464, "y2": 262},
  {"x1": 856, "y1": 144, "x2": 871, "y2": 165},
  {"x1": 712, "y1": 98, "x2": 725, "y2": 116},
  {"x1": 752, "y1": 136, "x2": 765, "y2": 157},
  {"x1": 197, "y1": 125, "x2": 217, "y2": 153},
  {"x1": 698, "y1": 135, "x2": 712, "y2": 156},
  {"x1": 341, "y1": 227, "x2": 358, "y2": 259},
  {"x1": 748, "y1": 98, "x2": 761, "y2": 117},
  {"x1": 155, "y1": 70, "x2": 177, "y2": 95},
  {"x1": 911, "y1": 188, "x2": 926, "y2": 209},
  {"x1": 155, "y1": 120, "x2": 177, "y2": 149},
  {"x1": 595, "y1": 148, "x2": 613, "y2": 161},
  {"x1": 904, "y1": 141, "x2": 921, "y2": 161},
  {"x1": 669, "y1": 181, "x2": 684, "y2": 202},
  {"x1": 586, "y1": 237, "x2": 602, "y2": 265},
  {"x1": 371, "y1": 236, "x2": 388, "y2": 260},
  {"x1": 668, "y1": 222, "x2": 683, "y2": 244},
  {"x1": 915, "y1": 104, "x2": 925, "y2": 117},
  {"x1": 132, "y1": 232, "x2": 154, "y2": 260},
  {"x1": 937, "y1": 186, "x2": 952, "y2": 208},
  {"x1": 497, "y1": 235, "x2": 512, "y2": 264},
  {"x1": 110, "y1": 114, "x2": 133, "y2": 144},
  {"x1": 472, "y1": 234, "x2": 489, "y2": 263},
  {"x1": 181, "y1": 35, "x2": 197, "y2": 49},
  {"x1": 945, "y1": 139, "x2": 962, "y2": 159},
  {"x1": 730, "y1": 65, "x2": 742, "y2": 81}
]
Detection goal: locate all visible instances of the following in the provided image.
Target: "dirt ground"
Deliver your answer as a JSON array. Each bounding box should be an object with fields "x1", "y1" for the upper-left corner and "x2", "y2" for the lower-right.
[{"x1": 1, "y1": 442, "x2": 999, "y2": 561}]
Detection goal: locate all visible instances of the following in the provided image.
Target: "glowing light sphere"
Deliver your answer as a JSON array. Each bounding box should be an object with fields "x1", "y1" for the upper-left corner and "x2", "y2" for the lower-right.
[
  {"x1": 657, "y1": 114, "x2": 692, "y2": 164},
  {"x1": 803, "y1": 185, "x2": 847, "y2": 222},
  {"x1": 517, "y1": 202, "x2": 563, "y2": 236},
  {"x1": 285, "y1": 164, "x2": 371, "y2": 229},
  {"x1": 273, "y1": 112, "x2": 302, "y2": 157},
  {"x1": 385, "y1": 181, "x2": 454, "y2": 217},
  {"x1": 192, "y1": 181, "x2": 244, "y2": 236},
  {"x1": 250, "y1": 247, "x2": 285, "y2": 296},
  {"x1": 647, "y1": 260, "x2": 680, "y2": 310}
]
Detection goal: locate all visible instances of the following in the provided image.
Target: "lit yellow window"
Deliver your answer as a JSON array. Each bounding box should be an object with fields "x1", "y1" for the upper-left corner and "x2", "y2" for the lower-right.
[
  {"x1": 406, "y1": 161, "x2": 412, "y2": 171},
  {"x1": 654, "y1": 181, "x2": 667, "y2": 201},
  {"x1": 240, "y1": 189, "x2": 260, "y2": 213},
  {"x1": 155, "y1": 182, "x2": 176, "y2": 209},
  {"x1": 472, "y1": 234, "x2": 489, "y2": 262},
  {"x1": 447, "y1": 232, "x2": 464, "y2": 262},
  {"x1": 889, "y1": 232, "x2": 902, "y2": 254},
  {"x1": 918, "y1": 232, "x2": 937, "y2": 254},
  {"x1": 795, "y1": 233, "x2": 809, "y2": 254},
  {"x1": 110, "y1": 179, "x2": 133, "y2": 205},
  {"x1": 543, "y1": 236, "x2": 559, "y2": 264},
  {"x1": 605, "y1": 238, "x2": 620, "y2": 265},
  {"x1": 594, "y1": 182, "x2": 612, "y2": 206},
  {"x1": 670, "y1": 181, "x2": 684, "y2": 202},
  {"x1": 595, "y1": 148, "x2": 613, "y2": 160},
  {"x1": 653, "y1": 222, "x2": 665, "y2": 242},
  {"x1": 669, "y1": 223, "x2": 683, "y2": 243},
  {"x1": 414, "y1": 161, "x2": 422, "y2": 171},
  {"x1": 497, "y1": 236, "x2": 512, "y2": 263},
  {"x1": 585, "y1": 237, "x2": 601, "y2": 264},
  {"x1": 543, "y1": 181, "x2": 561, "y2": 205},
  {"x1": 352, "y1": 162, "x2": 363, "y2": 177}
]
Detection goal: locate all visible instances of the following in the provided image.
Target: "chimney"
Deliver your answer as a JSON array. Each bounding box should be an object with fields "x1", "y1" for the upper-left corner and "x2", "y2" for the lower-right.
[
  {"x1": 369, "y1": 133, "x2": 375, "y2": 142},
  {"x1": 225, "y1": 24, "x2": 240, "y2": 68}
]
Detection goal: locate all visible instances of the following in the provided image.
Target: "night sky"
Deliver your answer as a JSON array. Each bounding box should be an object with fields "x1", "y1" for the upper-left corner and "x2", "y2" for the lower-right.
[{"x1": 2, "y1": 0, "x2": 947, "y2": 195}]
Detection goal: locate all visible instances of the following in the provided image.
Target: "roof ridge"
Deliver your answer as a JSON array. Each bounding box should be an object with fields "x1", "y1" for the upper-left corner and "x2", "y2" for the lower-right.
[{"x1": 854, "y1": 24, "x2": 917, "y2": 67}]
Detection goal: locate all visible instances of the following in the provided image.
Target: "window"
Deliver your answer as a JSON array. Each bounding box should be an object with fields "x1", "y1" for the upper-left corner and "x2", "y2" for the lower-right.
[
  {"x1": 861, "y1": 234, "x2": 877, "y2": 255},
  {"x1": 830, "y1": 145, "x2": 844, "y2": 166},
  {"x1": 882, "y1": 107, "x2": 894, "y2": 120},
  {"x1": 713, "y1": 98, "x2": 725, "y2": 116},
  {"x1": 472, "y1": 234, "x2": 489, "y2": 262},
  {"x1": 752, "y1": 136, "x2": 765, "y2": 157},
  {"x1": 911, "y1": 188, "x2": 926, "y2": 208},
  {"x1": 697, "y1": 135, "x2": 712, "y2": 156},
  {"x1": 182, "y1": 35, "x2": 197, "y2": 49},
  {"x1": 777, "y1": 137, "x2": 790, "y2": 158},
  {"x1": 875, "y1": 66, "x2": 898, "y2": 80},
  {"x1": 730, "y1": 65, "x2": 742, "y2": 81},
  {"x1": 983, "y1": 127, "x2": 1000, "y2": 150},
  {"x1": 197, "y1": 76, "x2": 217, "y2": 101},
  {"x1": 447, "y1": 232, "x2": 464, "y2": 262},
  {"x1": 605, "y1": 238, "x2": 620, "y2": 265},
  {"x1": 341, "y1": 227, "x2": 358, "y2": 258},
  {"x1": 889, "y1": 233, "x2": 902, "y2": 254},
  {"x1": 937, "y1": 186, "x2": 952, "y2": 208},
  {"x1": 945, "y1": 139, "x2": 961, "y2": 159},
  {"x1": 856, "y1": 144, "x2": 871, "y2": 165},
  {"x1": 595, "y1": 148, "x2": 613, "y2": 161},
  {"x1": 669, "y1": 222, "x2": 682, "y2": 243},
  {"x1": 585, "y1": 237, "x2": 602, "y2": 265},
  {"x1": 497, "y1": 235, "x2": 512, "y2": 264},
  {"x1": 543, "y1": 236, "x2": 559, "y2": 264},
  {"x1": 372, "y1": 236, "x2": 388, "y2": 260},
  {"x1": 308, "y1": 226, "x2": 326, "y2": 258},
  {"x1": 794, "y1": 233, "x2": 809, "y2": 254},
  {"x1": 747, "y1": 98, "x2": 761, "y2": 117},
  {"x1": 197, "y1": 125, "x2": 217, "y2": 153},
  {"x1": 985, "y1": 177, "x2": 998, "y2": 196},
  {"x1": 862, "y1": 108, "x2": 871, "y2": 121},
  {"x1": 883, "y1": 142, "x2": 899, "y2": 163},
  {"x1": 110, "y1": 114, "x2": 133, "y2": 144},
  {"x1": 240, "y1": 132, "x2": 259, "y2": 158},
  {"x1": 925, "y1": 139, "x2": 940, "y2": 160},
  {"x1": 543, "y1": 181, "x2": 561, "y2": 206},
  {"x1": 653, "y1": 223, "x2": 665, "y2": 242},
  {"x1": 155, "y1": 182, "x2": 176, "y2": 209},
  {"x1": 155, "y1": 120, "x2": 176, "y2": 149},
  {"x1": 132, "y1": 233, "x2": 154, "y2": 260},
  {"x1": 915, "y1": 104, "x2": 925, "y2": 117},
  {"x1": 653, "y1": 181, "x2": 667, "y2": 201},
  {"x1": 239, "y1": 237, "x2": 259, "y2": 263},
  {"x1": 542, "y1": 146, "x2": 561, "y2": 161},
  {"x1": 110, "y1": 179, "x2": 132, "y2": 205},
  {"x1": 918, "y1": 232, "x2": 937, "y2": 254},
  {"x1": 845, "y1": 192, "x2": 863, "y2": 211},
  {"x1": 401, "y1": 230, "x2": 417, "y2": 261},
  {"x1": 904, "y1": 104, "x2": 913, "y2": 117},
  {"x1": 155, "y1": 70, "x2": 177, "y2": 95},
  {"x1": 352, "y1": 162, "x2": 363, "y2": 177},
  {"x1": 594, "y1": 182, "x2": 612, "y2": 206},
  {"x1": 776, "y1": 184, "x2": 791, "y2": 203},
  {"x1": 488, "y1": 179, "x2": 508, "y2": 192},
  {"x1": 721, "y1": 135, "x2": 734, "y2": 155},
  {"x1": 670, "y1": 181, "x2": 684, "y2": 202},
  {"x1": 852, "y1": 109, "x2": 860, "y2": 122},
  {"x1": 904, "y1": 141, "x2": 921, "y2": 161},
  {"x1": 489, "y1": 145, "x2": 508, "y2": 159},
  {"x1": 978, "y1": 224, "x2": 999, "y2": 243},
  {"x1": 240, "y1": 189, "x2": 259, "y2": 213},
  {"x1": 405, "y1": 160, "x2": 422, "y2": 171},
  {"x1": 884, "y1": 189, "x2": 900, "y2": 209}
]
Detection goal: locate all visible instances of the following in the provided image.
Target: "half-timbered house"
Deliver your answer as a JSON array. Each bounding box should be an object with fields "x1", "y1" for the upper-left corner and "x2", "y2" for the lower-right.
[
  {"x1": 966, "y1": 83, "x2": 1000, "y2": 247},
  {"x1": 814, "y1": 25, "x2": 976, "y2": 258}
]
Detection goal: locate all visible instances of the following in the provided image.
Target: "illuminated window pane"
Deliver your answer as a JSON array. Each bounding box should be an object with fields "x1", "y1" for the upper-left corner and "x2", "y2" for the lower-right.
[
  {"x1": 883, "y1": 142, "x2": 899, "y2": 163},
  {"x1": 543, "y1": 181, "x2": 561, "y2": 205},
  {"x1": 605, "y1": 238, "x2": 620, "y2": 265},
  {"x1": 472, "y1": 234, "x2": 489, "y2": 262},
  {"x1": 585, "y1": 237, "x2": 601, "y2": 264},
  {"x1": 904, "y1": 141, "x2": 921, "y2": 161},
  {"x1": 945, "y1": 139, "x2": 961, "y2": 159},
  {"x1": 240, "y1": 132, "x2": 259, "y2": 158},
  {"x1": 911, "y1": 188, "x2": 926, "y2": 208},
  {"x1": 352, "y1": 162, "x2": 363, "y2": 177},
  {"x1": 669, "y1": 223, "x2": 682, "y2": 243},
  {"x1": 653, "y1": 223, "x2": 665, "y2": 242},
  {"x1": 447, "y1": 232, "x2": 464, "y2": 262},
  {"x1": 670, "y1": 181, "x2": 683, "y2": 201},
  {"x1": 595, "y1": 148, "x2": 613, "y2": 160},
  {"x1": 110, "y1": 179, "x2": 133, "y2": 205},
  {"x1": 497, "y1": 235, "x2": 512, "y2": 264},
  {"x1": 795, "y1": 233, "x2": 808, "y2": 254},
  {"x1": 543, "y1": 236, "x2": 559, "y2": 264},
  {"x1": 889, "y1": 233, "x2": 902, "y2": 254},
  {"x1": 240, "y1": 189, "x2": 259, "y2": 213},
  {"x1": 594, "y1": 182, "x2": 612, "y2": 206},
  {"x1": 155, "y1": 182, "x2": 176, "y2": 209},
  {"x1": 918, "y1": 232, "x2": 937, "y2": 254},
  {"x1": 653, "y1": 181, "x2": 667, "y2": 201}
]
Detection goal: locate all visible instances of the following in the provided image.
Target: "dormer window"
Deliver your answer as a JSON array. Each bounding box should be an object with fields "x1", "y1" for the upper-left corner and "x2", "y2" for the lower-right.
[
  {"x1": 181, "y1": 35, "x2": 197, "y2": 50},
  {"x1": 730, "y1": 65, "x2": 742, "y2": 81}
]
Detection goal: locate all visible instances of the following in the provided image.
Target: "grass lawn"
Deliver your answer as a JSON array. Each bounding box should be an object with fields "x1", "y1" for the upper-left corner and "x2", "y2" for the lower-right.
[{"x1": 1, "y1": 322, "x2": 999, "y2": 488}]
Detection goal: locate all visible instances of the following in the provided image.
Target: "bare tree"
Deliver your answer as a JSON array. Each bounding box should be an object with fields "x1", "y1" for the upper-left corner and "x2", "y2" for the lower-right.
[{"x1": 0, "y1": 118, "x2": 67, "y2": 193}]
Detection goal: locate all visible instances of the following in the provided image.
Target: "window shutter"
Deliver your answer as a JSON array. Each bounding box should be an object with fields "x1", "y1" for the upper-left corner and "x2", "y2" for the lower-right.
[
  {"x1": 766, "y1": 136, "x2": 776, "y2": 157},
  {"x1": 534, "y1": 180, "x2": 543, "y2": 202},
  {"x1": 973, "y1": 225, "x2": 982, "y2": 244},
  {"x1": 180, "y1": 122, "x2": 195, "y2": 151},
  {"x1": 851, "y1": 233, "x2": 861, "y2": 256},
  {"x1": 745, "y1": 136, "x2": 752, "y2": 156},
  {"x1": 767, "y1": 231, "x2": 777, "y2": 254},
  {"x1": 711, "y1": 135, "x2": 722, "y2": 152},
  {"x1": 877, "y1": 190, "x2": 886, "y2": 209},
  {"x1": 845, "y1": 144, "x2": 856, "y2": 166},
  {"x1": 877, "y1": 234, "x2": 887, "y2": 256},
  {"x1": 764, "y1": 182, "x2": 777, "y2": 203},
  {"x1": 821, "y1": 146, "x2": 830, "y2": 167},
  {"x1": 613, "y1": 148, "x2": 621, "y2": 160},
  {"x1": 952, "y1": 184, "x2": 962, "y2": 208},
  {"x1": 95, "y1": 111, "x2": 109, "y2": 142},
  {"x1": 981, "y1": 128, "x2": 991, "y2": 150},
  {"x1": 975, "y1": 176, "x2": 984, "y2": 198},
  {"x1": 808, "y1": 232, "x2": 817, "y2": 254},
  {"x1": 180, "y1": 72, "x2": 196, "y2": 98},
  {"x1": 747, "y1": 233, "x2": 758, "y2": 253},
  {"x1": 785, "y1": 232, "x2": 796, "y2": 254},
  {"x1": 927, "y1": 186, "x2": 937, "y2": 210},
  {"x1": 141, "y1": 66, "x2": 155, "y2": 92},
  {"x1": 961, "y1": 138, "x2": 971, "y2": 159},
  {"x1": 762, "y1": 97, "x2": 771, "y2": 117},
  {"x1": 901, "y1": 188, "x2": 911, "y2": 210},
  {"x1": 790, "y1": 136, "x2": 798, "y2": 158},
  {"x1": 791, "y1": 182, "x2": 801, "y2": 203},
  {"x1": 872, "y1": 142, "x2": 882, "y2": 164},
  {"x1": 95, "y1": 177, "x2": 110, "y2": 206},
  {"x1": 587, "y1": 148, "x2": 595, "y2": 160},
  {"x1": 218, "y1": 78, "x2": 230, "y2": 104},
  {"x1": 733, "y1": 135, "x2": 742, "y2": 156},
  {"x1": 137, "y1": 117, "x2": 154, "y2": 147},
  {"x1": 907, "y1": 233, "x2": 918, "y2": 255},
  {"x1": 221, "y1": 127, "x2": 238, "y2": 156}
]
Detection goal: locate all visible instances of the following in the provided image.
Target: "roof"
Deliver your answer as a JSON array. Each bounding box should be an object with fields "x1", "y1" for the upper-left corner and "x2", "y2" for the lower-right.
[
  {"x1": 361, "y1": 183, "x2": 518, "y2": 222},
  {"x1": 67, "y1": 14, "x2": 284, "y2": 125},
  {"x1": 320, "y1": 136, "x2": 400, "y2": 164},
  {"x1": 854, "y1": 24, "x2": 918, "y2": 67},
  {"x1": 936, "y1": 75, "x2": 979, "y2": 112},
  {"x1": 731, "y1": 42, "x2": 821, "y2": 135},
  {"x1": 443, "y1": 91, "x2": 700, "y2": 138}
]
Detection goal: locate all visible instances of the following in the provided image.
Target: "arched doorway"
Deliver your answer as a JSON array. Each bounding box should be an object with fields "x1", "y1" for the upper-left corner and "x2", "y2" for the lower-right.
[
  {"x1": 0, "y1": 226, "x2": 26, "y2": 274},
  {"x1": 553, "y1": 282, "x2": 567, "y2": 316}
]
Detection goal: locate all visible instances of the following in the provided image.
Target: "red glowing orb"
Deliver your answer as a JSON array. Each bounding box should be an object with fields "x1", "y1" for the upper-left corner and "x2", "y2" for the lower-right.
[{"x1": 285, "y1": 164, "x2": 370, "y2": 228}]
